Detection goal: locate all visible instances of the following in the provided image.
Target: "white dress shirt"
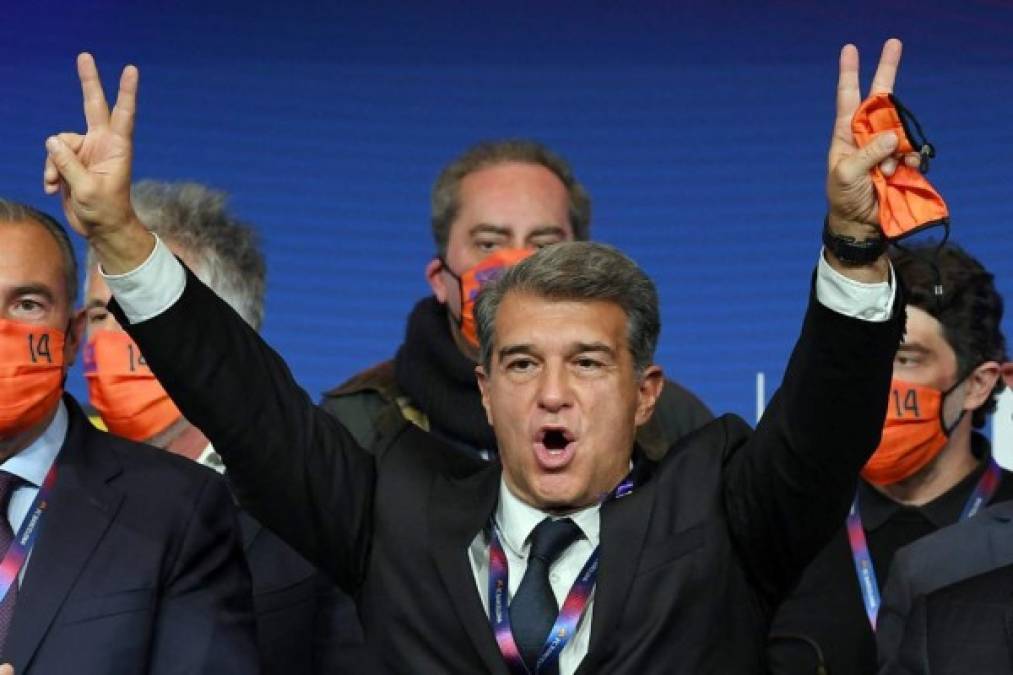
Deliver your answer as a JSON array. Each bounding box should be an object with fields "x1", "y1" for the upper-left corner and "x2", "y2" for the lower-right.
[
  {"x1": 103, "y1": 236, "x2": 897, "y2": 673},
  {"x1": 2, "y1": 400, "x2": 67, "y2": 584}
]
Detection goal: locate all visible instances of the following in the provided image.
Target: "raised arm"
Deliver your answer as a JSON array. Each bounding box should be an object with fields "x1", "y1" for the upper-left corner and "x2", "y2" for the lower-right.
[
  {"x1": 44, "y1": 54, "x2": 377, "y2": 591},
  {"x1": 723, "y1": 40, "x2": 910, "y2": 601}
]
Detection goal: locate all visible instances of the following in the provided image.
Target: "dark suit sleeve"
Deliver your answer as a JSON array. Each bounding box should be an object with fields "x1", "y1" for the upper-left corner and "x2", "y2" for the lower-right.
[
  {"x1": 722, "y1": 281, "x2": 904, "y2": 603},
  {"x1": 148, "y1": 472, "x2": 259, "y2": 674},
  {"x1": 109, "y1": 265, "x2": 377, "y2": 591}
]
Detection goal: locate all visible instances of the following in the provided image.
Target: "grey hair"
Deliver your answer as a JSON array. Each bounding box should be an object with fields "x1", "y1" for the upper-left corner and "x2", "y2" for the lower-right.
[
  {"x1": 87, "y1": 181, "x2": 266, "y2": 329},
  {"x1": 475, "y1": 242, "x2": 660, "y2": 375},
  {"x1": 0, "y1": 200, "x2": 78, "y2": 304},
  {"x1": 430, "y1": 139, "x2": 592, "y2": 256}
]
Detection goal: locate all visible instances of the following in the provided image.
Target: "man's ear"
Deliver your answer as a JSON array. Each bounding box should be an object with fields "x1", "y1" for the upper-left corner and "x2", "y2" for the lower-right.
[
  {"x1": 1001, "y1": 362, "x2": 1013, "y2": 390},
  {"x1": 961, "y1": 361, "x2": 1001, "y2": 412},
  {"x1": 475, "y1": 364, "x2": 494, "y2": 426},
  {"x1": 63, "y1": 308, "x2": 87, "y2": 367},
  {"x1": 634, "y1": 365, "x2": 665, "y2": 427},
  {"x1": 426, "y1": 257, "x2": 449, "y2": 304}
]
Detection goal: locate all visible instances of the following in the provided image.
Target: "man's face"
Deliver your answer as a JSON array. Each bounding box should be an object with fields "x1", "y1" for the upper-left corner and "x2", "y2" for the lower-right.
[
  {"x1": 427, "y1": 162, "x2": 574, "y2": 323},
  {"x1": 84, "y1": 265, "x2": 119, "y2": 337},
  {"x1": 0, "y1": 221, "x2": 80, "y2": 364},
  {"x1": 894, "y1": 305, "x2": 968, "y2": 426},
  {"x1": 0, "y1": 220, "x2": 83, "y2": 447},
  {"x1": 477, "y1": 291, "x2": 662, "y2": 512}
]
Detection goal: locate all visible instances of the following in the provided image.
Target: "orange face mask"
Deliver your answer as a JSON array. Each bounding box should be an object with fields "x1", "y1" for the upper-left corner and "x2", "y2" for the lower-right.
[
  {"x1": 442, "y1": 248, "x2": 535, "y2": 348},
  {"x1": 0, "y1": 319, "x2": 65, "y2": 438},
  {"x1": 861, "y1": 378, "x2": 965, "y2": 486},
  {"x1": 851, "y1": 92, "x2": 949, "y2": 240},
  {"x1": 84, "y1": 331, "x2": 182, "y2": 442}
]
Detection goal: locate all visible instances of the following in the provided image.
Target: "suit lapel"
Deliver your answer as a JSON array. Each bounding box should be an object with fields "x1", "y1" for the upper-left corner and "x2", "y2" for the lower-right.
[
  {"x1": 428, "y1": 456, "x2": 506, "y2": 674},
  {"x1": 576, "y1": 463, "x2": 657, "y2": 674},
  {"x1": 5, "y1": 399, "x2": 123, "y2": 670}
]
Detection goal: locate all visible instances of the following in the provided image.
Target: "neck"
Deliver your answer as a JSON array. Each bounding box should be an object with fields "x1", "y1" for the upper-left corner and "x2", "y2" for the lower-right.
[
  {"x1": 150, "y1": 418, "x2": 209, "y2": 462},
  {"x1": 876, "y1": 429, "x2": 979, "y2": 506},
  {"x1": 0, "y1": 404, "x2": 60, "y2": 464}
]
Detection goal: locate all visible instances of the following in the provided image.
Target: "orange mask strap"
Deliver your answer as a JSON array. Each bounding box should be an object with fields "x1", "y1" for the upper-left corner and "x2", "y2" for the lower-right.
[
  {"x1": 0, "y1": 319, "x2": 66, "y2": 436},
  {"x1": 851, "y1": 92, "x2": 949, "y2": 240}
]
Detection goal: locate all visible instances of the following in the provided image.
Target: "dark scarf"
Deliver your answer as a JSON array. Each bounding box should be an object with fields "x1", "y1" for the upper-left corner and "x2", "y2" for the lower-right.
[{"x1": 394, "y1": 297, "x2": 498, "y2": 453}]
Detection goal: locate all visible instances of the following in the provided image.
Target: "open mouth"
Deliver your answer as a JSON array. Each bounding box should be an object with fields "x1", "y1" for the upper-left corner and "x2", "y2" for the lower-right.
[
  {"x1": 542, "y1": 429, "x2": 570, "y2": 451},
  {"x1": 533, "y1": 426, "x2": 577, "y2": 469}
]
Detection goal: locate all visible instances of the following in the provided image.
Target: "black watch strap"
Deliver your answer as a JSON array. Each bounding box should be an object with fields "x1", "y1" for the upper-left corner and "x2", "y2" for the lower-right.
[{"x1": 822, "y1": 216, "x2": 887, "y2": 266}]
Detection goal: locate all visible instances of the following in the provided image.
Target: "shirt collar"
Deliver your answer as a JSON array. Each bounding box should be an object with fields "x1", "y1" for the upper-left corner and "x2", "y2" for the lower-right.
[
  {"x1": 494, "y1": 478, "x2": 601, "y2": 558},
  {"x1": 2, "y1": 400, "x2": 67, "y2": 488},
  {"x1": 859, "y1": 432, "x2": 995, "y2": 530}
]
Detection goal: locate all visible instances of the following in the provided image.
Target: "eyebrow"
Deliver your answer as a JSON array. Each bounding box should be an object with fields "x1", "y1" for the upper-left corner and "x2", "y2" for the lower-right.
[
  {"x1": 496, "y1": 342, "x2": 616, "y2": 362},
  {"x1": 12, "y1": 284, "x2": 56, "y2": 303},
  {"x1": 85, "y1": 298, "x2": 109, "y2": 311},
  {"x1": 469, "y1": 224, "x2": 568, "y2": 239},
  {"x1": 897, "y1": 343, "x2": 931, "y2": 355}
]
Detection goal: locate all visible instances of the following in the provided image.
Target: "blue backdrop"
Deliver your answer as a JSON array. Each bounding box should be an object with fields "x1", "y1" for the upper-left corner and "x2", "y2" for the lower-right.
[{"x1": 2, "y1": 1, "x2": 1012, "y2": 422}]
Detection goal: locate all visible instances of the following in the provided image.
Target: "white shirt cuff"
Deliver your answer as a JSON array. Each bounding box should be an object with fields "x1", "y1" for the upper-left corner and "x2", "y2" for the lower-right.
[
  {"x1": 815, "y1": 248, "x2": 896, "y2": 322},
  {"x1": 100, "y1": 234, "x2": 187, "y2": 324}
]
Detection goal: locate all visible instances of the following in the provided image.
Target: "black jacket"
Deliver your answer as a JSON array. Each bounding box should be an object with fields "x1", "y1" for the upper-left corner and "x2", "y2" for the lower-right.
[{"x1": 111, "y1": 265, "x2": 903, "y2": 674}]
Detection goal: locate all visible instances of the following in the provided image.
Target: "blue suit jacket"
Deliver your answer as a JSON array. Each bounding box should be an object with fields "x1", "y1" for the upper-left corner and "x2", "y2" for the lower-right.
[{"x1": 2, "y1": 396, "x2": 258, "y2": 674}]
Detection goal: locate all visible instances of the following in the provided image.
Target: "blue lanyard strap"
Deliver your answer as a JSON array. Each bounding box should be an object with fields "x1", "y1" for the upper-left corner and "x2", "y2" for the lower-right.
[
  {"x1": 0, "y1": 464, "x2": 58, "y2": 603},
  {"x1": 847, "y1": 457, "x2": 1002, "y2": 630}
]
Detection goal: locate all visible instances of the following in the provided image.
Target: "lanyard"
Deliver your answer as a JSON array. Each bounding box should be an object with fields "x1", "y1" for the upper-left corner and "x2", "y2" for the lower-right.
[
  {"x1": 0, "y1": 464, "x2": 58, "y2": 603},
  {"x1": 488, "y1": 527, "x2": 598, "y2": 675},
  {"x1": 847, "y1": 457, "x2": 1002, "y2": 630},
  {"x1": 487, "y1": 474, "x2": 635, "y2": 674}
]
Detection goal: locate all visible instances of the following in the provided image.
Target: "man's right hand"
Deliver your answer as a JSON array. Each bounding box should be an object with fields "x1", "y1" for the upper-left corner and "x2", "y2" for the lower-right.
[{"x1": 44, "y1": 53, "x2": 153, "y2": 274}]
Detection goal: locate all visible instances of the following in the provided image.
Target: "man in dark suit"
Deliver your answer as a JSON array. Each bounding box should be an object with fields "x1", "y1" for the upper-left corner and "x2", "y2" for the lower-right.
[
  {"x1": 45, "y1": 40, "x2": 909, "y2": 673},
  {"x1": 0, "y1": 201, "x2": 256, "y2": 673},
  {"x1": 885, "y1": 561, "x2": 1013, "y2": 674},
  {"x1": 877, "y1": 500, "x2": 1013, "y2": 674},
  {"x1": 769, "y1": 242, "x2": 1011, "y2": 674},
  {"x1": 81, "y1": 180, "x2": 360, "y2": 674}
]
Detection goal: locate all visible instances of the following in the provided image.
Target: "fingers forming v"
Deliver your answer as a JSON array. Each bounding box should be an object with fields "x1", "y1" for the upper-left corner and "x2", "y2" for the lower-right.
[
  {"x1": 77, "y1": 53, "x2": 110, "y2": 130},
  {"x1": 869, "y1": 38, "x2": 903, "y2": 95},
  {"x1": 109, "y1": 65, "x2": 139, "y2": 138}
]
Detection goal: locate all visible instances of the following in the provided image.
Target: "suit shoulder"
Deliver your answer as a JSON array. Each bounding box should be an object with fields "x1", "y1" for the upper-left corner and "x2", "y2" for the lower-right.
[
  {"x1": 655, "y1": 413, "x2": 753, "y2": 472},
  {"x1": 91, "y1": 427, "x2": 227, "y2": 492}
]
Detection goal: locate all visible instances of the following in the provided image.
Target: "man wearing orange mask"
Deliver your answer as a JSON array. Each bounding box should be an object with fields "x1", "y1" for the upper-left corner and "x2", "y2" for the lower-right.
[
  {"x1": 321, "y1": 140, "x2": 713, "y2": 460},
  {"x1": 82, "y1": 180, "x2": 363, "y2": 674},
  {"x1": 0, "y1": 200, "x2": 256, "y2": 672},
  {"x1": 768, "y1": 242, "x2": 1010, "y2": 675}
]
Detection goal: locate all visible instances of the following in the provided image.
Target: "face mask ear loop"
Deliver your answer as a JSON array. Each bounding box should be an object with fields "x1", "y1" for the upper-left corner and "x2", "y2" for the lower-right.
[
  {"x1": 436, "y1": 256, "x2": 466, "y2": 329},
  {"x1": 889, "y1": 94, "x2": 936, "y2": 173}
]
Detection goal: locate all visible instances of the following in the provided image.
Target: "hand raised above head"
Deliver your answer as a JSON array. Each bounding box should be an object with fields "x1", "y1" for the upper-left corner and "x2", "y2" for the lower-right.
[
  {"x1": 826, "y1": 39, "x2": 923, "y2": 234},
  {"x1": 44, "y1": 53, "x2": 153, "y2": 274}
]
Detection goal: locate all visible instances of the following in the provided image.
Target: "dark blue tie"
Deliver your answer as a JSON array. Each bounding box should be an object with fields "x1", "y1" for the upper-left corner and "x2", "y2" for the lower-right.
[{"x1": 509, "y1": 517, "x2": 582, "y2": 673}]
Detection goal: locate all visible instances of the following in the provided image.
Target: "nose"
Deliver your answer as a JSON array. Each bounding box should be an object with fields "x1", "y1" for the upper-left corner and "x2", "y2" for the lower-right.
[{"x1": 536, "y1": 361, "x2": 573, "y2": 413}]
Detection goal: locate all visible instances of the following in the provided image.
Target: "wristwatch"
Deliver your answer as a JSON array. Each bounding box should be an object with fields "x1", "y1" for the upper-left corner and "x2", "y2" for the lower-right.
[{"x1": 821, "y1": 216, "x2": 887, "y2": 266}]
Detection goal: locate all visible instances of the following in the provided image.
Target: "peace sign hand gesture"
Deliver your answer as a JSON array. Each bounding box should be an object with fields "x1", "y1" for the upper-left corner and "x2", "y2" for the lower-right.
[
  {"x1": 826, "y1": 39, "x2": 921, "y2": 240},
  {"x1": 44, "y1": 53, "x2": 152, "y2": 273}
]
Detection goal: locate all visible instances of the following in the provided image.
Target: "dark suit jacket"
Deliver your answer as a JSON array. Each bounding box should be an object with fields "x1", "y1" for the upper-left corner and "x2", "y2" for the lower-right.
[
  {"x1": 886, "y1": 563, "x2": 1013, "y2": 675},
  {"x1": 238, "y1": 512, "x2": 366, "y2": 674},
  {"x1": 878, "y1": 498, "x2": 1013, "y2": 672},
  {"x1": 4, "y1": 396, "x2": 257, "y2": 674},
  {"x1": 112, "y1": 265, "x2": 903, "y2": 674}
]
